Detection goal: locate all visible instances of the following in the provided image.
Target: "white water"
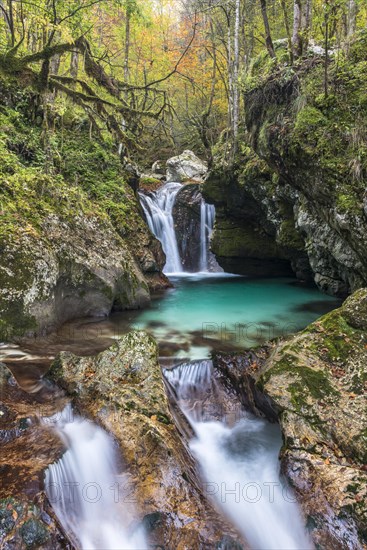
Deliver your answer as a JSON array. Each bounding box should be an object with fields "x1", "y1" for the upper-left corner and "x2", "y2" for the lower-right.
[
  {"x1": 164, "y1": 361, "x2": 313, "y2": 550},
  {"x1": 44, "y1": 405, "x2": 147, "y2": 550},
  {"x1": 139, "y1": 182, "x2": 183, "y2": 273},
  {"x1": 139, "y1": 182, "x2": 217, "y2": 273},
  {"x1": 199, "y1": 200, "x2": 215, "y2": 272}
]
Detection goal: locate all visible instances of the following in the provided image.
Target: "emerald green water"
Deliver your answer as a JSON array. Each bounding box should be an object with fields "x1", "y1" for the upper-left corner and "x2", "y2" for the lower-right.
[
  {"x1": 114, "y1": 274, "x2": 339, "y2": 359},
  {"x1": 1, "y1": 274, "x2": 340, "y2": 373}
]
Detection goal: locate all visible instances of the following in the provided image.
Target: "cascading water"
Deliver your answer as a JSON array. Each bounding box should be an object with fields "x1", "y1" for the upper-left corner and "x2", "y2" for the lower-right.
[
  {"x1": 139, "y1": 181, "x2": 218, "y2": 273},
  {"x1": 139, "y1": 182, "x2": 183, "y2": 273},
  {"x1": 164, "y1": 361, "x2": 313, "y2": 550},
  {"x1": 200, "y1": 200, "x2": 216, "y2": 272},
  {"x1": 44, "y1": 405, "x2": 147, "y2": 550}
]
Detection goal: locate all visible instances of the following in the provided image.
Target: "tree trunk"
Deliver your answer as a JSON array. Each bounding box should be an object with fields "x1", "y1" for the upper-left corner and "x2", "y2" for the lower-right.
[
  {"x1": 281, "y1": 0, "x2": 294, "y2": 64},
  {"x1": 303, "y1": 0, "x2": 312, "y2": 50},
  {"x1": 227, "y1": 10, "x2": 233, "y2": 132},
  {"x1": 324, "y1": 0, "x2": 329, "y2": 97},
  {"x1": 292, "y1": 0, "x2": 302, "y2": 57},
  {"x1": 70, "y1": 50, "x2": 79, "y2": 79},
  {"x1": 259, "y1": 0, "x2": 276, "y2": 59},
  {"x1": 124, "y1": 10, "x2": 131, "y2": 83},
  {"x1": 347, "y1": 0, "x2": 357, "y2": 37},
  {"x1": 232, "y1": 0, "x2": 240, "y2": 148},
  {"x1": 6, "y1": 0, "x2": 15, "y2": 46}
]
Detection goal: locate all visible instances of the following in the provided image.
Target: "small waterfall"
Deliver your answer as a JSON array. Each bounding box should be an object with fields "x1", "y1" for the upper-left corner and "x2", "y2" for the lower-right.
[
  {"x1": 139, "y1": 181, "x2": 220, "y2": 273},
  {"x1": 139, "y1": 182, "x2": 183, "y2": 273},
  {"x1": 163, "y1": 361, "x2": 313, "y2": 550},
  {"x1": 44, "y1": 405, "x2": 146, "y2": 550},
  {"x1": 199, "y1": 201, "x2": 216, "y2": 272}
]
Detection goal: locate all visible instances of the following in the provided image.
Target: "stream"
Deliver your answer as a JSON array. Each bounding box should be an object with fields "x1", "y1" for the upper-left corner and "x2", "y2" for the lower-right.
[
  {"x1": 164, "y1": 360, "x2": 313, "y2": 549},
  {"x1": 1, "y1": 181, "x2": 340, "y2": 549}
]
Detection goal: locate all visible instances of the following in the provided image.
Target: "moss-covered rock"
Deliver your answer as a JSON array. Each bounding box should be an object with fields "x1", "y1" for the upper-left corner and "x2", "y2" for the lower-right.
[
  {"x1": 342, "y1": 288, "x2": 367, "y2": 330},
  {"x1": 204, "y1": 33, "x2": 367, "y2": 296},
  {"x1": 215, "y1": 290, "x2": 367, "y2": 548},
  {"x1": 203, "y1": 147, "x2": 310, "y2": 278},
  {"x1": 0, "y1": 80, "x2": 168, "y2": 340}
]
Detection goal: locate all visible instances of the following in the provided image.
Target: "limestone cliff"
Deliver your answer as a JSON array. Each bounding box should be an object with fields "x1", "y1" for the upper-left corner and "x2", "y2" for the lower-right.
[{"x1": 204, "y1": 33, "x2": 367, "y2": 296}]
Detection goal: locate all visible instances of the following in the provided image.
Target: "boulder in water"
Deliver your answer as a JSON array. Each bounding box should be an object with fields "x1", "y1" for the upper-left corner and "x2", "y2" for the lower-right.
[{"x1": 166, "y1": 150, "x2": 208, "y2": 183}]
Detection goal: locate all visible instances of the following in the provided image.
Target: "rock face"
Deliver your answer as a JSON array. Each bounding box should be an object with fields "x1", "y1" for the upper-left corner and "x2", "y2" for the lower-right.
[
  {"x1": 214, "y1": 289, "x2": 367, "y2": 549},
  {"x1": 166, "y1": 150, "x2": 208, "y2": 183},
  {"x1": 204, "y1": 36, "x2": 367, "y2": 295},
  {"x1": 0, "y1": 364, "x2": 69, "y2": 549},
  {"x1": 0, "y1": 214, "x2": 151, "y2": 342},
  {"x1": 204, "y1": 163, "x2": 310, "y2": 278},
  {"x1": 49, "y1": 331, "x2": 243, "y2": 548},
  {"x1": 172, "y1": 183, "x2": 202, "y2": 271}
]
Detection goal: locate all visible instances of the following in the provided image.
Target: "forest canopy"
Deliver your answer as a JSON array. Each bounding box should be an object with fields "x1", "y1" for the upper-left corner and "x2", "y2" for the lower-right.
[{"x1": 0, "y1": 0, "x2": 366, "y2": 165}]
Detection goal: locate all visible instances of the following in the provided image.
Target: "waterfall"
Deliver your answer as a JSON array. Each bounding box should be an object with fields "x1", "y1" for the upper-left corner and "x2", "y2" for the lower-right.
[
  {"x1": 163, "y1": 361, "x2": 313, "y2": 550},
  {"x1": 139, "y1": 182, "x2": 219, "y2": 274},
  {"x1": 139, "y1": 182, "x2": 183, "y2": 274},
  {"x1": 44, "y1": 405, "x2": 147, "y2": 550},
  {"x1": 200, "y1": 200, "x2": 216, "y2": 272}
]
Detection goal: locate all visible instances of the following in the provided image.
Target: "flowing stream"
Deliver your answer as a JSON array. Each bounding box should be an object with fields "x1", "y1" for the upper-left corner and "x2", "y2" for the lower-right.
[
  {"x1": 2, "y1": 180, "x2": 340, "y2": 549},
  {"x1": 44, "y1": 405, "x2": 146, "y2": 550},
  {"x1": 200, "y1": 199, "x2": 215, "y2": 272},
  {"x1": 164, "y1": 360, "x2": 313, "y2": 550}
]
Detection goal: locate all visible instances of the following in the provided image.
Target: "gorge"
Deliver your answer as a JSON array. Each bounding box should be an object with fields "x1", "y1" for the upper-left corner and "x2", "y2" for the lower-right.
[{"x1": 0, "y1": 3, "x2": 367, "y2": 550}]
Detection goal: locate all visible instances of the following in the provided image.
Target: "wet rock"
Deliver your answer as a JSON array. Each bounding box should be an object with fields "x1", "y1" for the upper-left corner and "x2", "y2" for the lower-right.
[
  {"x1": 0, "y1": 496, "x2": 67, "y2": 549},
  {"x1": 50, "y1": 330, "x2": 244, "y2": 548},
  {"x1": 172, "y1": 183, "x2": 202, "y2": 271},
  {"x1": 214, "y1": 292, "x2": 367, "y2": 549},
  {"x1": 20, "y1": 517, "x2": 49, "y2": 548},
  {"x1": 204, "y1": 165, "x2": 310, "y2": 278},
  {"x1": 172, "y1": 182, "x2": 220, "y2": 272},
  {"x1": 0, "y1": 364, "x2": 71, "y2": 549},
  {"x1": 166, "y1": 150, "x2": 208, "y2": 183}
]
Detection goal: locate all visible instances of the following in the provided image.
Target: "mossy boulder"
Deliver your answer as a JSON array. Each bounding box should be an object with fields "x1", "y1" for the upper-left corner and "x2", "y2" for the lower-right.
[{"x1": 342, "y1": 288, "x2": 367, "y2": 330}]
